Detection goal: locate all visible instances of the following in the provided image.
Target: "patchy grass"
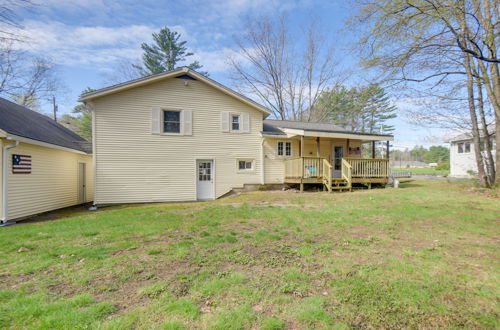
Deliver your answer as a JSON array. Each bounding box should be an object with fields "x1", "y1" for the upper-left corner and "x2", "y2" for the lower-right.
[{"x1": 0, "y1": 180, "x2": 498, "y2": 328}]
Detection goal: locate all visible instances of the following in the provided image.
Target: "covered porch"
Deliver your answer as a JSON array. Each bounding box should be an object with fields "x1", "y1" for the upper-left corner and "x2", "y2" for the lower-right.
[{"x1": 281, "y1": 130, "x2": 393, "y2": 192}]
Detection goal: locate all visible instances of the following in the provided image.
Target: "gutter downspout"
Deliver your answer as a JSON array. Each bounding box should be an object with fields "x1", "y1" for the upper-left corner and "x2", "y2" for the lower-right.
[
  {"x1": 2, "y1": 140, "x2": 19, "y2": 223},
  {"x1": 260, "y1": 138, "x2": 265, "y2": 185}
]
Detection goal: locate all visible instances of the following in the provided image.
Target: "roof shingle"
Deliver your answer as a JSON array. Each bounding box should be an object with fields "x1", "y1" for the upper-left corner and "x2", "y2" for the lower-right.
[{"x1": 0, "y1": 97, "x2": 90, "y2": 153}]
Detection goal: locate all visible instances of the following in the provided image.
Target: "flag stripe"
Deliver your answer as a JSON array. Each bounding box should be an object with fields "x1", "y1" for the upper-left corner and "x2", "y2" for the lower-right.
[{"x1": 12, "y1": 154, "x2": 32, "y2": 174}]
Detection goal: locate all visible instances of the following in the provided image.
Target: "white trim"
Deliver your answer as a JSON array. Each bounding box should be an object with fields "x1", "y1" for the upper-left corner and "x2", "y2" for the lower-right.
[
  {"x1": 236, "y1": 158, "x2": 255, "y2": 173},
  {"x1": 1, "y1": 140, "x2": 19, "y2": 222},
  {"x1": 79, "y1": 67, "x2": 271, "y2": 116},
  {"x1": 231, "y1": 113, "x2": 241, "y2": 132},
  {"x1": 161, "y1": 109, "x2": 183, "y2": 135},
  {"x1": 280, "y1": 128, "x2": 394, "y2": 141},
  {"x1": 277, "y1": 140, "x2": 293, "y2": 158},
  {"x1": 195, "y1": 158, "x2": 216, "y2": 201},
  {"x1": 260, "y1": 139, "x2": 265, "y2": 184},
  {"x1": 4, "y1": 134, "x2": 88, "y2": 154},
  {"x1": 92, "y1": 110, "x2": 97, "y2": 205}
]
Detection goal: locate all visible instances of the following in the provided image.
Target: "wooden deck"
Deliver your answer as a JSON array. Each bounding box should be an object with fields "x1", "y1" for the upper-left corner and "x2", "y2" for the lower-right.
[{"x1": 284, "y1": 157, "x2": 389, "y2": 192}]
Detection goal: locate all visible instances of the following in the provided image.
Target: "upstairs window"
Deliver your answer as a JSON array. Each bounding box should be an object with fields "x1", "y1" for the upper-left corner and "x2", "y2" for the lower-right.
[
  {"x1": 464, "y1": 142, "x2": 471, "y2": 153},
  {"x1": 163, "y1": 110, "x2": 181, "y2": 133},
  {"x1": 232, "y1": 115, "x2": 240, "y2": 131},
  {"x1": 457, "y1": 143, "x2": 464, "y2": 153},
  {"x1": 278, "y1": 141, "x2": 292, "y2": 157}
]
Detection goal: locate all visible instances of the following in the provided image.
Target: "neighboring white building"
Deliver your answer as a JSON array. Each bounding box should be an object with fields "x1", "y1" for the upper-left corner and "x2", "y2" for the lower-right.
[{"x1": 449, "y1": 127, "x2": 496, "y2": 177}]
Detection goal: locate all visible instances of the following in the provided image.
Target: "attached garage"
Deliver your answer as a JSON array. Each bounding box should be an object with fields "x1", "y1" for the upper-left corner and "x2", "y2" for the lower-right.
[{"x1": 0, "y1": 97, "x2": 93, "y2": 223}]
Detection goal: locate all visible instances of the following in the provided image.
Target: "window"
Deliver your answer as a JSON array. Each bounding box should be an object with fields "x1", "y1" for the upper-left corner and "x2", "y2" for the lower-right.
[
  {"x1": 464, "y1": 142, "x2": 471, "y2": 153},
  {"x1": 277, "y1": 141, "x2": 292, "y2": 157},
  {"x1": 163, "y1": 110, "x2": 181, "y2": 133},
  {"x1": 238, "y1": 160, "x2": 253, "y2": 171},
  {"x1": 232, "y1": 115, "x2": 240, "y2": 131},
  {"x1": 457, "y1": 143, "x2": 464, "y2": 153}
]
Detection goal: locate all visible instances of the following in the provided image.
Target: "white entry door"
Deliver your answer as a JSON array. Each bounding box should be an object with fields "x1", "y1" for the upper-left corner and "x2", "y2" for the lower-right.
[{"x1": 196, "y1": 160, "x2": 214, "y2": 200}]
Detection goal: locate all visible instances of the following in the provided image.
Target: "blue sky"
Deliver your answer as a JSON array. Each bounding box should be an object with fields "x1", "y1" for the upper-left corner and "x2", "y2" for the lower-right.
[{"x1": 14, "y1": 0, "x2": 447, "y2": 149}]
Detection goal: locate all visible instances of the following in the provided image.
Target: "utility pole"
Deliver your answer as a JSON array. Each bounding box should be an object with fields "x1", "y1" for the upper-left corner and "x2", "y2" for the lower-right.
[{"x1": 52, "y1": 95, "x2": 58, "y2": 122}]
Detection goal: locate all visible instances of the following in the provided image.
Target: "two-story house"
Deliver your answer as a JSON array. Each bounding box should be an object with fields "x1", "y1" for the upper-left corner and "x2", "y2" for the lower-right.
[{"x1": 80, "y1": 67, "x2": 394, "y2": 204}]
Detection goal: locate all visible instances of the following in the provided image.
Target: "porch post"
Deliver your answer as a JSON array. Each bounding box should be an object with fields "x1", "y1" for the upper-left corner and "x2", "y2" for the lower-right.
[
  {"x1": 316, "y1": 137, "x2": 320, "y2": 157},
  {"x1": 386, "y1": 140, "x2": 390, "y2": 159},
  {"x1": 300, "y1": 136, "x2": 304, "y2": 157},
  {"x1": 346, "y1": 139, "x2": 350, "y2": 157},
  {"x1": 371, "y1": 141, "x2": 376, "y2": 158}
]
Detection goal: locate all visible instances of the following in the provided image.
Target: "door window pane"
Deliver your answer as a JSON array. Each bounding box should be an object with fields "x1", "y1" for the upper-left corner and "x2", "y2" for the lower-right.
[
  {"x1": 334, "y1": 146, "x2": 343, "y2": 170},
  {"x1": 198, "y1": 162, "x2": 211, "y2": 181}
]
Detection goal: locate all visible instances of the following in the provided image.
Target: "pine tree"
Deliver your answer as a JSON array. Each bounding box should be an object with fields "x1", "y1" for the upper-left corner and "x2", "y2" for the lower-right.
[
  {"x1": 314, "y1": 84, "x2": 397, "y2": 133},
  {"x1": 137, "y1": 27, "x2": 206, "y2": 76}
]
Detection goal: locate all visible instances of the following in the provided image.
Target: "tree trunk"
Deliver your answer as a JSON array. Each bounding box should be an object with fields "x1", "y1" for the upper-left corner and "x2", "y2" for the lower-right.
[
  {"x1": 474, "y1": 63, "x2": 496, "y2": 185},
  {"x1": 464, "y1": 53, "x2": 487, "y2": 187}
]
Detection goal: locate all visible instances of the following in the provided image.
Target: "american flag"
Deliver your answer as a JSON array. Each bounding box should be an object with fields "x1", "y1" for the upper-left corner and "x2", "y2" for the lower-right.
[{"x1": 12, "y1": 154, "x2": 31, "y2": 174}]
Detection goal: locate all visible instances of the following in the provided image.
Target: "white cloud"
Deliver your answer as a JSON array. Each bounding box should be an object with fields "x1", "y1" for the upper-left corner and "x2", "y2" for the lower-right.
[
  {"x1": 11, "y1": 20, "x2": 246, "y2": 74},
  {"x1": 11, "y1": 21, "x2": 158, "y2": 66}
]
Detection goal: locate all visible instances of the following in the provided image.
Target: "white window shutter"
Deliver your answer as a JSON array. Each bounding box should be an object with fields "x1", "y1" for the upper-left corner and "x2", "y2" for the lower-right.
[
  {"x1": 183, "y1": 110, "x2": 192, "y2": 135},
  {"x1": 242, "y1": 113, "x2": 250, "y2": 133},
  {"x1": 221, "y1": 111, "x2": 230, "y2": 132},
  {"x1": 151, "y1": 108, "x2": 161, "y2": 134}
]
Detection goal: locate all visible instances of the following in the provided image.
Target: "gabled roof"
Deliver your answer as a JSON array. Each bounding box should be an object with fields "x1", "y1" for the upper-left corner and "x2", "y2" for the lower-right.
[
  {"x1": 79, "y1": 67, "x2": 272, "y2": 116},
  {"x1": 448, "y1": 125, "x2": 496, "y2": 143},
  {"x1": 0, "y1": 97, "x2": 91, "y2": 153},
  {"x1": 263, "y1": 119, "x2": 394, "y2": 141}
]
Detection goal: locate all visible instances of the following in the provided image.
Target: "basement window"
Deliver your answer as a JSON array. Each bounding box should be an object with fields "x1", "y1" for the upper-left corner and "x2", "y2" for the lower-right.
[{"x1": 238, "y1": 159, "x2": 254, "y2": 171}]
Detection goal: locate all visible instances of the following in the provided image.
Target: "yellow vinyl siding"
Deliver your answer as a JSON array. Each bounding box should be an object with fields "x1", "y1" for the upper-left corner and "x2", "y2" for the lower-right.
[
  {"x1": 263, "y1": 138, "x2": 300, "y2": 184},
  {"x1": 4, "y1": 141, "x2": 93, "y2": 220},
  {"x1": 263, "y1": 137, "x2": 364, "y2": 184},
  {"x1": 92, "y1": 77, "x2": 263, "y2": 204},
  {"x1": 0, "y1": 138, "x2": 3, "y2": 218}
]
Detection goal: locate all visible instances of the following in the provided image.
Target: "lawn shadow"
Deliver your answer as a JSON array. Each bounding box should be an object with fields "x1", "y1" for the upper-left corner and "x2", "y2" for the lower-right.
[
  {"x1": 397, "y1": 179, "x2": 424, "y2": 188},
  {"x1": 12, "y1": 203, "x2": 94, "y2": 225}
]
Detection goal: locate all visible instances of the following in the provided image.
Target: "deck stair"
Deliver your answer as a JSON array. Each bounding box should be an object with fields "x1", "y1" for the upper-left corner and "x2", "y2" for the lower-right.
[{"x1": 284, "y1": 156, "x2": 388, "y2": 192}]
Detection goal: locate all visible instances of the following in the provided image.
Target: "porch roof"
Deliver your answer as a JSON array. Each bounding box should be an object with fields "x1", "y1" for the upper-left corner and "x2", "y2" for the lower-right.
[{"x1": 263, "y1": 119, "x2": 394, "y2": 141}]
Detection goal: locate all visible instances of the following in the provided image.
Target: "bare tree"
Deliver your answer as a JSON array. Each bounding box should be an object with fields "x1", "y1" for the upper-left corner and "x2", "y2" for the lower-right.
[
  {"x1": 0, "y1": 42, "x2": 60, "y2": 108},
  {"x1": 352, "y1": 0, "x2": 499, "y2": 186},
  {"x1": 229, "y1": 15, "x2": 345, "y2": 121},
  {"x1": 0, "y1": 0, "x2": 34, "y2": 41},
  {"x1": 101, "y1": 59, "x2": 145, "y2": 86}
]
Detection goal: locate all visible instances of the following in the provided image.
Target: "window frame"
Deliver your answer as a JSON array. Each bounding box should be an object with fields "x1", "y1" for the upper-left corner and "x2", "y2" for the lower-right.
[
  {"x1": 237, "y1": 159, "x2": 254, "y2": 172},
  {"x1": 231, "y1": 114, "x2": 241, "y2": 131},
  {"x1": 457, "y1": 142, "x2": 464, "y2": 153},
  {"x1": 162, "y1": 109, "x2": 182, "y2": 135},
  {"x1": 464, "y1": 142, "x2": 471, "y2": 153},
  {"x1": 277, "y1": 141, "x2": 293, "y2": 157}
]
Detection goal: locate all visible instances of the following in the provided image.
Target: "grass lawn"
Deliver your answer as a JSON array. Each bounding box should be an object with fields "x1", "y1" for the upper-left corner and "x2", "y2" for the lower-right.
[
  {"x1": 0, "y1": 180, "x2": 498, "y2": 329},
  {"x1": 393, "y1": 167, "x2": 450, "y2": 176}
]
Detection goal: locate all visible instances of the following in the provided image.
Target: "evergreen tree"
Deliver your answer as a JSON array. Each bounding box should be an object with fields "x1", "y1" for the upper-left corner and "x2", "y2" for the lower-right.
[
  {"x1": 69, "y1": 87, "x2": 94, "y2": 141},
  {"x1": 314, "y1": 84, "x2": 396, "y2": 133},
  {"x1": 136, "y1": 27, "x2": 206, "y2": 76}
]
